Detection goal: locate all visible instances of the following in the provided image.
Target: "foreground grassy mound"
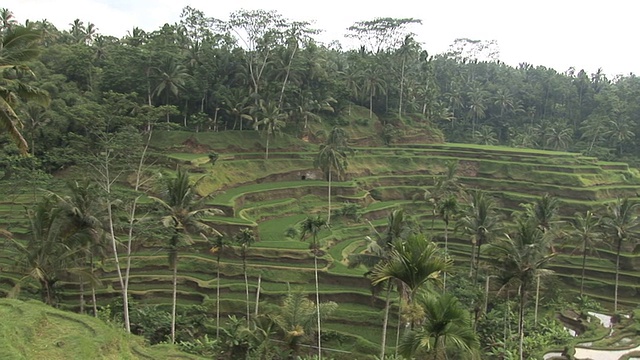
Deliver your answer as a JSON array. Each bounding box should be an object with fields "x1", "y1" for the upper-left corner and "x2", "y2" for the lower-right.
[{"x1": 0, "y1": 298, "x2": 201, "y2": 360}]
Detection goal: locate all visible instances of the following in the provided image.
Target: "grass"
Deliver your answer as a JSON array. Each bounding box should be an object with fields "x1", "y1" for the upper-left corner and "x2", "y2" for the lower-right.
[{"x1": 0, "y1": 298, "x2": 202, "y2": 360}]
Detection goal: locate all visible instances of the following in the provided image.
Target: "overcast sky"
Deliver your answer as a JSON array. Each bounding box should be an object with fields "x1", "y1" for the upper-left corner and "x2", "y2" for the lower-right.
[{"x1": 11, "y1": 0, "x2": 639, "y2": 77}]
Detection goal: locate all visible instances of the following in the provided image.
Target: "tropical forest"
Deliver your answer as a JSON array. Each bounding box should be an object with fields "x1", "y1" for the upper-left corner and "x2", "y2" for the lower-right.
[{"x1": 1, "y1": 6, "x2": 640, "y2": 360}]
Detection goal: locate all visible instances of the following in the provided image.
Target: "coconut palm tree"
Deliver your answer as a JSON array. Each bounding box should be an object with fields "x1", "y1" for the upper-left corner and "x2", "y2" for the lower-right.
[
  {"x1": 153, "y1": 58, "x2": 189, "y2": 122},
  {"x1": 569, "y1": 211, "x2": 602, "y2": 298},
  {"x1": 601, "y1": 197, "x2": 639, "y2": 312},
  {"x1": 372, "y1": 233, "x2": 452, "y2": 308},
  {"x1": 399, "y1": 292, "x2": 479, "y2": 359},
  {"x1": 457, "y1": 190, "x2": 501, "y2": 285},
  {"x1": 48, "y1": 180, "x2": 103, "y2": 315},
  {"x1": 524, "y1": 194, "x2": 560, "y2": 234},
  {"x1": 315, "y1": 127, "x2": 352, "y2": 225},
  {"x1": 437, "y1": 194, "x2": 459, "y2": 291},
  {"x1": 234, "y1": 228, "x2": 256, "y2": 326},
  {"x1": 209, "y1": 234, "x2": 228, "y2": 340},
  {"x1": 270, "y1": 290, "x2": 337, "y2": 356},
  {"x1": 486, "y1": 217, "x2": 555, "y2": 360},
  {"x1": 11, "y1": 196, "x2": 70, "y2": 306},
  {"x1": 299, "y1": 216, "x2": 328, "y2": 359},
  {"x1": 151, "y1": 168, "x2": 221, "y2": 344},
  {"x1": 254, "y1": 100, "x2": 286, "y2": 159},
  {"x1": 0, "y1": 26, "x2": 49, "y2": 154},
  {"x1": 348, "y1": 209, "x2": 411, "y2": 359}
]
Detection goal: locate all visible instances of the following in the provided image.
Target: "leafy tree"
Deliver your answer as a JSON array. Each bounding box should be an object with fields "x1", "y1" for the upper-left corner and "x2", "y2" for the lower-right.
[
  {"x1": 457, "y1": 190, "x2": 501, "y2": 285},
  {"x1": 270, "y1": 290, "x2": 337, "y2": 356},
  {"x1": 600, "y1": 197, "x2": 639, "y2": 312},
  {"x1": 399, "y1": 292, "x2": 479, "y2": 359},
  {"x1": 0, "y1": 26, "x2": 50, "y2": 154},
  {"x1": 568, "y1": 210, "x2": 602, "y2": 297},
  {"x1": 314, "y1": 127, "x2": 352, "y2": 225},
  {"x1": 151, "y1": 168, "x2": 221, "y2": 343},
  {"x1": 299, "y1": 216, "x2": 328, "y2": 359},
  {"x1": 234, "y1": 228, "x2": 256, "y2": 326},
  {"x1": 153, "y1": 58, "x2": 189, "y2": 122},
  {"x1": 437, "y1": 193, "x2": 459, "y2": 291},
  {"x1": 372, "y1": 233, "x2": 451, "y2": 309},
  {"x1": 253, "y1": 100, "x2": 286, "y2": 159},
  {"x1": 48, "y1": 180, "x2": 103, "y2": 315},
  {"x1": 348, "y1": 209, "x2": 410, "y2": 359},
  {"x1": 486, "y1": 217, "x2": 555, "y2": 360},
  {"x1": 11, "y1": 196, "x2": 69, "y2": 306}
]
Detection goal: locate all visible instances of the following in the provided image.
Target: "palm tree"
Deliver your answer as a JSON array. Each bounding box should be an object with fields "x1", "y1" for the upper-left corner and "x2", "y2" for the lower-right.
[
  {"x1": 253, "y1": 100, "x2": 286, "y2": 160},
  {"x1": 0, "y1": 8, "x2": 18, "y2": 31},
  {"x1": 604, "y1": 117, "x2": 635, "y2": 156},
  {"x1": 48, "y1": 180, "x2": 103, "y2": 315},
  {"x1": 314, "y1": 127, "x2": 352, "y2": 225},
  {"x1": 437, "y1": 194, "x2": 459, "y2": 291},
  {"x1": 545, "y1": 127, "x2": 573, "y2": 151},
  {"x1": 486, "y1": 217, "x2": 555, "y2": 360},
  {"x1": 222, "y1": 89, "x2": 253, "y2": 131},
  {"x1": 209, "y1": 234, "x2": 228, "y2": 341},
  {"x1": 372, "y1": 233, "x2": 452, "y2": 308},
  {"x1": 569, "y1": 210, "x2": 602, "y2": 297},
  {"x1": 153, "y1": 58, "x2": 189, "y2": 122},
  {"x1": 299, "y1": 216, "x2": 328, "y2": 359},
  {"x1": 234, "y1": 228, "x2": 256, "y2": 326},
  {"x1": 11, "y1": 196, "x2": 70, "y2": 306},
  {"x1": 0, "y1": 26, "x2": 50, "y2": 154},
  {"x1": 457, "y1": 190, "x2": 501, "y2": 285},
  {"x1": 467, "y1": 88, "x2": 487, "y2": 133},
  {"x1": 270, "y1": 290, "x2": 337, "y2": 356},
  {"x1": 151, "y1": 168, "x2": 221, "y2": 344},
  {"x1": 601, "y1": 197, "x2": 639, "y2": 312},
  {"x1": 23, "y1": 103, "x2": 50, "y2": 156},
  {"x1": 399, "y1": 292, "x2": 479, "y2": 359},
  {"x1": 362, "y1": 63, "x2": 387, "y2": 118},
  {"x1": 348, "y1": 209, "x2": 410, "y2": 359}
]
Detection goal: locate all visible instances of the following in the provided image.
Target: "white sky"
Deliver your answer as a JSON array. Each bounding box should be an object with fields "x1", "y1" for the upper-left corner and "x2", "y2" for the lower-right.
[{"x1": 11, "y1": 0, "x2": 640, "y2": 77}]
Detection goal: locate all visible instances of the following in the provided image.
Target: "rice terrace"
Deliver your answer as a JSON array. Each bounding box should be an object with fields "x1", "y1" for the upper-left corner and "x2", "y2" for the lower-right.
[{"x1": 1, "y1": 5, "x2": 640, "y2": 360}]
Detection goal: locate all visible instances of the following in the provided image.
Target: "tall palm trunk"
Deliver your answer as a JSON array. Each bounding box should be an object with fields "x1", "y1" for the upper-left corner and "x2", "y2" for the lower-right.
[
  {"x1": 243, "y1": 248, "x2": 250, "y2": 327},
  {"x1": 518, "y1": 284, "x2": 525, "y2": 360},
  {"x1": 380, "y1": 282, "x2": 392, "y2": 359},
  {"x1": 580, "y1": 249, "x2": 587, "y2": 297},
  {"x1": 264, "y1": 135, "x2": 270, "y2": 160},
  {"x1": 216, "y1": 252, "x2": 221, "y2": 340},
  {"x1": 171, "y1": 254, "x2": 178, "y2": 344},
  {"x1": 398, "y1": 57, "x2": 405, "y2": 118},
  {"x1": 614, "y1": 239, "x2": 621, "y2": 312},
  {"x1": 278, "y1": 44, "x2": 298, "y2": 109},
  {"x1": 443, "y1": 221, "x2": 449, "y2": 291},
  {"x1": 79, "y1": 276, "x2": 85, "y2": 313},
  {"x1": 327, "y1": 171, "x2": 332, "y2": 225},
  {"x1": 313, "y1": 242, "x2": 322, "y2": 359}
]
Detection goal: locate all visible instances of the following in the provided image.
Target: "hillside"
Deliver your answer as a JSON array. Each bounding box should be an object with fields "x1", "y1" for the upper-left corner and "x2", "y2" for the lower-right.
[{"x1": 0, "y1": 298, "x2": 202, "y2": 360}]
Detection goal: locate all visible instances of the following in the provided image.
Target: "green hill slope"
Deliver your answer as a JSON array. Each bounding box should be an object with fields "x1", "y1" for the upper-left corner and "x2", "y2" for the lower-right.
[{"x1": 0, "y1": 298, "x2": 202, "y2": 360}]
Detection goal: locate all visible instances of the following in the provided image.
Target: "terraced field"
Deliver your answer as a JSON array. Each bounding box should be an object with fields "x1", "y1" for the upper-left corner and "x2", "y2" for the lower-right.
[{"x1": 1, "y1": 131, "x2": 639, "y2": 357}]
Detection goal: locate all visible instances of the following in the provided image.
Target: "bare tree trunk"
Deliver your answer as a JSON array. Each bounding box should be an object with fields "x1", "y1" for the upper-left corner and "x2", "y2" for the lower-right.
[
  {"x1": 278, "y1": 44, "x2": 298, "y2": 109},
  {"x1": 171, "y1": 259, "x2": 177, "y2": 344},
  {"x1": 244, "y1": 251, "x2": 250, "y2": 327},
  {"x1": 580, "y1": 249, "x2": 587, "y2": 297},
  {"x1": 443, "y1": 222, "x2": 448, "y2": 291},
  {"x1": 314, "y1": 252, "x2": 322, "y2": 360},
  {"x1": 254, "y1": 273, "x2": 261, "y2": 317},
  {"x1": 91, "y1": 284, "x2": 97, "y2": 317},
  {"x1": 398, "y1": 57, "x2": 405, "y2": 118},
  {"x1": 216, "y1": 254, "x2": 221, "y2": 340},
  {"x1": 534, "y1": 275, "x2": 540, "y2": 325},
  {"x1": 380, "y1": 283, "x2": 391, "y2": 359},
  {"x1": 327, "y1": 171, "x2": 332, "y2": 225},
  {"x1": 614, "y1": 240, "x2": 621, "y2": 313},
  {"x1": 79, "y1": 277, "x2": 85, "y2": 314}
]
